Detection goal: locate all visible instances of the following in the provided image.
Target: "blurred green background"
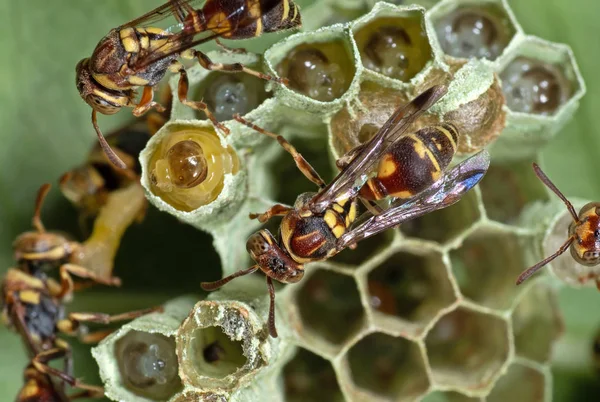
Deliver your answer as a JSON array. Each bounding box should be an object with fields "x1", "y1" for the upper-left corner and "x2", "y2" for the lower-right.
[{"x1": 0, "y1": 0, "x2": 599, "y2": 400}]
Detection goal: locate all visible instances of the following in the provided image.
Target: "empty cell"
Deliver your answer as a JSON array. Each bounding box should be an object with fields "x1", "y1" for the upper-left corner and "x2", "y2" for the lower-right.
[
  {"x1": 512, "y1": 283, "x2": 563, "y2": 363},
  {"x1": 425, "y1": 308, "x2": 509, "y2": 389},
  {"x1": 501, "y1": 56, "x2": 572, "y2": 116},
  {"x1": 421, "y1": 390, "x2": 480, "y2": 402},
  {"x1": 400, "y1": 189, "x2": 480, "y2": 243},
  {"x1": 367, "y1": 250, "x2": 455, "y2": 328},
  {"x1": 193, "y1": 71, "x2": 270, "y2": 122},
  {"x1": 283, "y1": 348, "x2": 343, "y2": 402},
  {"x1": 347, "y1": 333, "x2": 429, "y2": 400},
  {"x1": 277, "y1": 40, "x2": 356, "y2": 102},
  {"x1": 479, "y1": 160, "x2": 548, "y2": 224},
  {"x1": 486, "y1": 363, "x2": 546, "y2": 402},
  {"x1": 449, "y1": 227, "x2": 526, "y2": 310},
  {"x1": 186, "y1": 326, "x2": 246, "y2": 379},
  {"x1": 297, "y1": 269, "x2": 365, "y2": 345},
  {"x1": 433, "y1": 2, "x2": 517, "y2": 61},
  {"x1": 353, "y1": 14, "x2": 433, "y2": 81},
  {"x1": 332, "y1": 226, "x2": 396, "y2": 266},
  {"x1": 115, "y1": 331, "x2": 182, "y2": 400}
]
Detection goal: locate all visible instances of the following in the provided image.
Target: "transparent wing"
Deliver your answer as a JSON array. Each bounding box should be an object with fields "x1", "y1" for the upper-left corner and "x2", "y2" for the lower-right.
[
  {"x1": 310, "y1": 85, "x2": 448, "y2": 214},
  {"x1": 119, "y1": 0, "x2": 207, "y2": 29},
  {"x1": 336, "y1": 150, "x2": 490, "y2": 249}
]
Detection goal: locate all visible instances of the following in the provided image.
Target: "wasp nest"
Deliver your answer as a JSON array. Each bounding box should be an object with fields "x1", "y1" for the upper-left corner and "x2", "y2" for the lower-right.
[{"x1": 94, "y1": 2, "x2": 586, "y2": 401}]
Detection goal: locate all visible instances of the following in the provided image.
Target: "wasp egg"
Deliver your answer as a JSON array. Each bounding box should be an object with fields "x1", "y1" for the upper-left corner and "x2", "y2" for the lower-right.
[
  {"x1": 434, "y1": 5, "x2": 515, "y2": 60},
  {"x1": 353, "y1": 16, "x2": 433, "y2": 81},
  {"x1": 277, "y1": 41, "x2": 355, "y2": 102},
  {"x1": 148, "y1": 127, "x2": 239, "y2": 212},
  {"x1": 500, "y1": 57, "x2": 570, "y2": 115},
  {"x1": 196, "y1": 73, "x2": 268, "y2": 122},
  {"x1": 116, "y1": 330, "x2": 182, "y2": 400}
]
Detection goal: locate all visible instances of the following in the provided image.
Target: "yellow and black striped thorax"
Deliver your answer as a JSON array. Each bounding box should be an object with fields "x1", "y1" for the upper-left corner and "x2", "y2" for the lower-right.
[
  {"x1": 280, "y1": 199, "x2": 357, "y2": 263},
  {"x1": 361, "y1": 123, "x2": 459, "y2": 201}
]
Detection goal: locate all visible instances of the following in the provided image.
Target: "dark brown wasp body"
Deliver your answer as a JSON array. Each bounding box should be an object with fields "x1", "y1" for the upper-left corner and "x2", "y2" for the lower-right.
[
  {"x1": 202, "y1": 85, "x2": 490, "y2": 337},
  {"x1": 2, "y1": 184, "x2": 160, "y2": 401},
  {"x1": 76, "y1": 0, "x2": 301, "y2": 169},
  {"x1": 516, "y1": 164, "x2": 600, "y2": 288}
]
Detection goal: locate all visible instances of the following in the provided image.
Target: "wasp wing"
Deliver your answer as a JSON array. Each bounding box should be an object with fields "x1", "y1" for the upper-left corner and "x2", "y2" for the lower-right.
[
  {"x1": 120, "y1": 0, "x2": 206, "y2": 29},
  {"x1": 336, "y1": 150, "x2": 490, "y2": 249},
  {"x1": 310, "y1": 85, "x2": 448, "y2": 214}
]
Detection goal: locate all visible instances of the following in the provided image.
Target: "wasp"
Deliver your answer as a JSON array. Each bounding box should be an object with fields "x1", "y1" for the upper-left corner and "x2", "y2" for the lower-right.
[
  {"x1": 201, "y1": 85, "x2": 491, "y2": 337},
  {"x1": 76, "y1": 0, "x2": 302, "y2": 169},
  {"x1": 516, "y1": 163, "x2": 600, "y2": 288},
  {"x1": 2, "y1": 184, "x2": 160, "y2": 401}
]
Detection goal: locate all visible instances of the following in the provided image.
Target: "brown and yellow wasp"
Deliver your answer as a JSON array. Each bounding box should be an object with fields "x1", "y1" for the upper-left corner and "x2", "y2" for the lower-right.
[
  {"x1": 201, "y1": 85, "x2": 491, "y2": 337},
  {"x1": 2, "y1": 184, "x2": 160, "y2": 401},
  {"x1": 76, "y1": 0, "x2": 301, "y2": 169},
  {"x1": 516, "y1": 163, "x2": 600, "y2": 288}
]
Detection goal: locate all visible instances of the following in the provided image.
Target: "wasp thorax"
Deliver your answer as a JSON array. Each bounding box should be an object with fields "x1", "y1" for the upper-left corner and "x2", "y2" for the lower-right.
[
  {"x1": 277, "y1": 41, "x2": 355, "y2": 102},
  {"x1": 116, "y1": 330, "x2": 182, "y2": 400},
  {"x1": 199, "y1": 73, "x2": 268, "y2": 122},
  {"x1": 500, "y1": 57, "x2": 570, "y2": 116},
  {"x1": 354, "y1": 16, "x2": 433, "y2": 81},
  {"x1": 148, "y1": 127, "x2": 239, "y2": 212},
  {"x1": 434, "y1": 5, "x2": 514, "y2": 60}
]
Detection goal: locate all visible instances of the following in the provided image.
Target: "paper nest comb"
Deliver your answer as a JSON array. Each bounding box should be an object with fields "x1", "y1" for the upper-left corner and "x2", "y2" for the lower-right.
[{"x1": 93, "y1": 1, "x2": 585, "y2": 401}]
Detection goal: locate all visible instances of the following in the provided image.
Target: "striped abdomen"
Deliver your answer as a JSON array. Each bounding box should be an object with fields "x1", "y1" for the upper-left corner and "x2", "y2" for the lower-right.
[
  {"x1": 202, "y1": 0, "x2": 301, "y2": 39},
  {"x1": 360, "y1": 123, "x2": 459, "y2": 200},
  {"x1": 280, "y1": 199, "x2": 357, "y2": 263}
]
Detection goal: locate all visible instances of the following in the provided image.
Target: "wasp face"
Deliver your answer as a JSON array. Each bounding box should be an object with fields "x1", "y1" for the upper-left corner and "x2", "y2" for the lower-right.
[
  {"x1": 569, "y1": 203, "x2": 600, "y2": 266},
  {"x1": 246, "y1": 230, "x2": 304, "y2": 283},
  {"x1": 13, "y1": 232, "x2": 76, "y2": 274},
  {"x1": 76, "y1": 58, "x2": 129, "y2": 115}
]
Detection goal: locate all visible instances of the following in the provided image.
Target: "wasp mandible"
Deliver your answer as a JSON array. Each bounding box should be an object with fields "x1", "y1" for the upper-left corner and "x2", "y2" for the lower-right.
[
  {"x1": 516, "y1": 163, "x2": 600, "y2": 287},
  {"x1": 2, "y1": 184, "x2": 160, "y2": 400},
  {"x1": 77, "y1": 0, "x2": 301, "y2": 169},
  {"x1": 201, "y1": 85, "x2": 491, "y2": 337}
]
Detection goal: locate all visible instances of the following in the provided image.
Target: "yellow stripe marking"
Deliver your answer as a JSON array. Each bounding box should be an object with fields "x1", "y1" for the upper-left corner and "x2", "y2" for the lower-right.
[
  {"x1": 437, "y1": 125, "x2": 458, "y2": 152},
  {"x1": 20, "y1": 246, "x2": 66, "y2": 262},
  {"x1": 128, "y1": 75, "x2": 150, "y2": 86},
  {"x1": 19, "y1": 380, "x2": 40, "y2": 398},
  {"x1": 389, "y1": 189, "x2": 415, "y2": 199},
  {"x1": 410, "y1": 133, "x2": 442, "y2": 176},
  {"x1": 378, "y1": 154, "x2": 397, "y2": 179},
  {"x1": 19, "y1": 290, "x2": 40, "y2": 305},
  {"x1": 140, "y1": 34, "x2": 149, "y2": 50},
  {"x1": 333, "y1": 204, "x2": 344, "y2": 214},
  {"x1": 292, "y1": 4, "x2": 298, "y2": 21},
  {"x1": 255, "y1": 18, "x2": 263, "y2": 36},
  {"x1": 282, "y1": 0, "x2": 290, "y2": 22},
  {"x1": 324, "y1": 210, "x2": 338, "y2": 229},
  {"x1": 332, "y1": 225, "x2": 345, "y2": 238}
]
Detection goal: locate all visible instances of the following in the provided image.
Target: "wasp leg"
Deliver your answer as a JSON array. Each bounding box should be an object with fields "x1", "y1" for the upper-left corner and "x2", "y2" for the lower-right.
[
  {"x1": 55, "y1": 263, "x2": 121, "y2": 300},
  {"x1": 249, "y1": 204, "x2": 292, "y2": 223},
  {"x1": 215, "y1": 38, "x2": 247, "y2": 54},
  {"x1": 233, "y1": 115, "x2": 326, "y2": 188},
  {"x1": 192, "y1": 49, "x2": 288, "y2": 85},
  {"x1": 79, "y1": 328, "x2": 116, "y2": 344},
  {"x1": 132, "y1": 86, "x2": 166, "y2": 117},
  {"x1": 57, "y1": 306, "x2": 163, "y2": 337},
  {"x1": 177, "y1": 68, "x2": 230, "y2": 135},
  {"x1": 32, "y1": 344, "x2": 104, "y2": 397}
]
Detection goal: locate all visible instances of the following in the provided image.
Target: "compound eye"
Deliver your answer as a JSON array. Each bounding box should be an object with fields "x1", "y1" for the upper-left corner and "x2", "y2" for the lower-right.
[{"x1": 246, "y1": 232, "x2": 271, "y2": 257}]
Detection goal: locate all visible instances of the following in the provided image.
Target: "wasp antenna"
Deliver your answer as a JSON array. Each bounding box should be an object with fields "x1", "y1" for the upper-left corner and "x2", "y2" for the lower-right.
[
  {"x1": 532, "y1": 163, "x2": 579, "y2": 223},
  {"x1": 33, "y1": 183, "x2": 51, "y2": 233},
  {"x1": 516, "y1": 235, "x2": 575, "y2": 285},
  {"x1": 266, "y1": 276, "x2": 278, "y2": 338},
  {"x1": 92, "y1": 110, "x2": 127, "y2": 170},
  {"x1": 201, "y1": 265, "x2": 259, "y2": 291}
]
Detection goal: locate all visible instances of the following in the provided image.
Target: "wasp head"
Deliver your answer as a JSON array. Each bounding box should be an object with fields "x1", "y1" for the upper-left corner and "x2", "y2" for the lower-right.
[
  {"x1": 13, "y1": 231, "x2": 79, "y2": 276},
  {"x1": 246, "y1": 230, "x2": 304, "y2": 283},
  {"x1": 569, "y1": 202, "x2": 600, "y2": 266},
  {"x1": 76, "y1": 58, "x2": 130, "y2": 115}
]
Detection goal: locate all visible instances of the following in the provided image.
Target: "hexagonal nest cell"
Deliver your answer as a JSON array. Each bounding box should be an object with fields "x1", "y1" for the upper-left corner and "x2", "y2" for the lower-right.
[
  {"x1": 283, "y1": 348, "x2": 343, "y2": 402},
  {"x1": 512, "y1": 283, "x2": 563, "y2": 363},
  {"x1": 431, "y1": 0, "x2": 518, "y2": 61},
  {"x1": 353, "y1": 12, "x2": 434, "y2": 81},
  {"x1": 479, "y1": 160, "x2": 549, "y2": 224},
  {"x1": 331, "y1": 227, "x2": 396, "y2": 266},
  {"x1": 486, "y1": 363, "x2": 546, "y2": 402},
  {"x1": 399, "y1": 189, "x2": 480, "y2": 243},
  {"x1": 192, "y1": 71, "x2": 271, "y2": 122},
  {"x1": 449, "y1": 226, "x2": 527, "y2": 310},
  {"x1": 422, "y1": 390, "x2": 482, "y2": 402},
  {"x1": 296, "y1": 269, "x2": 365, "y2": 345},
  {"x1": 425, "y1": 307, "x2": 509, "y2": 390},
  {"x1": 366, "y1": 248, "x2": 456, "y2": 335},
  {"x1": 115, "y1": 330, "x2": 183, "y2": 400},
  {"x1": 346, "y1": 332, "x2": 430, "y2": 400}
]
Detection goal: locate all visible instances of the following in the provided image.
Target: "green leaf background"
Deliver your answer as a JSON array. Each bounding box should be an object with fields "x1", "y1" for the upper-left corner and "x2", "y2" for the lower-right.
[{"x1": 0, "y1": 0, "x2": 599, "y2": 400}]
